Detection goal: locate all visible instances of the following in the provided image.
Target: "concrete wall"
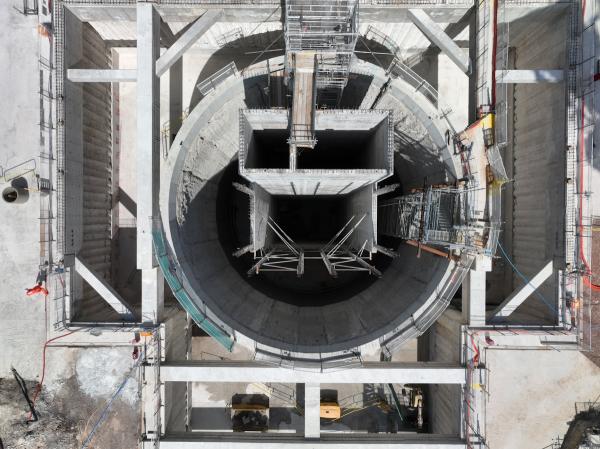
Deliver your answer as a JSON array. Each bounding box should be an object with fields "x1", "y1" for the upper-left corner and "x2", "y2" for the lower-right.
[
  {"x1": 426, "y1": 308, "x2": 462, "y2": 435},
  {"x1": 64, "y1": 12, "x2": 116, "y2": 320},
  {"x1": 365, "y1": 114, "x2": 392, "y2": 170},
  {"x1": 507, "y1": 9, "x2": 567, "y2": 323},
  {"x1": 252, "y1": 184, "x2": 272, "y2": 251},
  {"x1": 345, "y1": 185, "x2": 376, "y2": 252}
]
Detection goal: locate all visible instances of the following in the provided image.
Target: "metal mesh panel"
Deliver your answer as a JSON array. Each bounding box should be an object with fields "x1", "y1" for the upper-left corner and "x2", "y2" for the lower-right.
[{"x1": 152, "y1": 220, "x2": 235, "y2": 351}]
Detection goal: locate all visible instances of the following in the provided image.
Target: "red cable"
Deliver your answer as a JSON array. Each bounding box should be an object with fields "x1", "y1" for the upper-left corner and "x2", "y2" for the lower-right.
[
  {"x1": 579, "y1": 0, "x2": 600, "y2": 292},
  {"x1": 490, "y1": 0, "x2": 499, "y2": 111},
  {"x1": 28, "y1": 291, "x2": 80, "y2": 420}
]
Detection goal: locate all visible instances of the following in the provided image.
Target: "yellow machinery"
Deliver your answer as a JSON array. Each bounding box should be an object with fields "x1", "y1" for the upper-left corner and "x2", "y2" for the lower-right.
[{"x1": 320, "y1": 402, "x2": 341, "y2": 420}]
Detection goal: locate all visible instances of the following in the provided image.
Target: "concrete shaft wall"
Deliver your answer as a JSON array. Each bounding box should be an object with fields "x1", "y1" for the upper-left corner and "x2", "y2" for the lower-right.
[
  {"x1": 164, "y1": 68, "x2": 456, "y2": 354},
  {"x1": 64, "y1": 12, "x2": 116, "y2": 320},
  {"x1": 509, "y1": 9, "x2": 567, "y2": 323}
]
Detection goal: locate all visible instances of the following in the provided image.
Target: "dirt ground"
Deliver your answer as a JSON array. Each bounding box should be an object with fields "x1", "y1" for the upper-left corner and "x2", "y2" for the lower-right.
[
  {"x1": 0, "y1": 374, "x2": 140, "y2": 449},
  {"x1": 582, "y1": 217, "x2": 600, "y2": 367}
]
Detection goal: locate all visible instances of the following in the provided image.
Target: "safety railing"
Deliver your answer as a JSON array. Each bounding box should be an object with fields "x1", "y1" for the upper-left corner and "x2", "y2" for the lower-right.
[
  {"x1": 288, "y1": 123, "x2": 317, "y2": 148},
  {"x1": 58, "y1": 0, "x2": 473, "y2": 4},
  {"x1": 142, "y1": 328, "x2": 163, "y2": 448},
  {"x1": 364, "y1": 25, "x2": 402, "y2": 62},
  {"x1": 152, "y1": 218, "x2": 235, "y2": 351},
  {"x1": 160, "y1": 108, "x2": 189, "y2": 159},
  {"x1": 381, "y1": 256, "x2": 473, "y2": 355},
  {"x1": 196, "y1": 62, "x2": 238, "y2": 96},
  {"x1": 461, "y1": 330, "x2": 486, "y2": 449},
  {"x1": 54, "y1": 1, "x2": 66, "y2": 258},
  {"x1": 387, "y1": 57, "x2": 439, "y2": 107},
  {"x1": 216, "y1": 27, "x2": 244, "y2": 47},
  {"x1": 254, "y1": 343, "x2": 362, "y2": 371},
  {"x1": 13, "y1": 0, "x2": 38, "y2": 15}
]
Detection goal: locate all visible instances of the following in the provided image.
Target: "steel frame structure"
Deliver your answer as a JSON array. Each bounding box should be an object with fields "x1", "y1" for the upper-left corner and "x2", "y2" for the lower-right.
[{"x1": 378, "y1": 186, "x2": 487, "y2": 254}]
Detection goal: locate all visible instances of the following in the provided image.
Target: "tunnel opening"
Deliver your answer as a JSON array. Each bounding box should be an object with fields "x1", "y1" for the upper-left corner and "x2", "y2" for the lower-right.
[
  {"x1": 272, "y1": 195, "x2": 345, "y2": 243},
  {"x1": 216, "y1": 159, "x2": 391, "y2": 307}
]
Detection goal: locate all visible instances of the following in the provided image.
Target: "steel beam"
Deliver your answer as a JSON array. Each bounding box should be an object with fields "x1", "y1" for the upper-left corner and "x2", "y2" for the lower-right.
[
  {"x1": 491, "y1": 261, "x2": 554, "y2": 319},
  {"x1": 408, "y1": 9, "x2": 471, "y2": 74},
  {"x1": 495, "y1": 69, "x2": 564, "y2": 83},
  {"x1": 160, "y1": 362, "x2": 470, "y2": 384},
  {"x1": 156, "y1": 10, "x2": 223, "y2": 77},
  {"x1": 67, "y1": 69, "x2": 137, "y2": 83},
  {"x1": 74, "y1": 257, "x2": 135, "y2": 320}
]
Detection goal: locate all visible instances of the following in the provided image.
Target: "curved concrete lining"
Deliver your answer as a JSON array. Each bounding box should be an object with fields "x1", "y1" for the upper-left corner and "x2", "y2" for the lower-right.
[{"x1": 160, "y1": 61, "x2": 475, "y2": 355}]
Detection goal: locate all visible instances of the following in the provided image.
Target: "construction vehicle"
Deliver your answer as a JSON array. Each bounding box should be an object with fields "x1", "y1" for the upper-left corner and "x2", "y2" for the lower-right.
[{"x1": 231, "y1": 394, "x2": 269, "y2": 432}]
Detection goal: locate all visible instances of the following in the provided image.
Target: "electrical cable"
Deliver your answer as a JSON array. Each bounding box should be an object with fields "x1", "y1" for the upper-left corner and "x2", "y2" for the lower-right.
[
  {"x1": 576, "y1": 0, "x2": 600, "y2": 291},
  {"x1": 497, "y1": 242, "x2": 557, "y2": 315},
  {"x1": 80, "y1": 347, "x2": 146, "y2": 449},
  {"x1": 28, "y1": 285, "x2": 81, "y2": 420}
]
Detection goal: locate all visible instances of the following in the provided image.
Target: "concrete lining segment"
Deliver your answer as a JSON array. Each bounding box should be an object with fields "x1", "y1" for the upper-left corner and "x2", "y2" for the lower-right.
[
  {"x1": 160, "y1": 362, "x2": 469, "y2": 384},
  {"x1": 159, "y1": 58, "x2": 478, "y2": 355},
  {"x1": 67, "y1": 68, "x2": 137, "y2": 82},
  {"x1": 155, "y1": 9, "x2": 223, "y2": 77},
  {"x1": 408, "y1": 9, "x2": 471, "y2": 74}
]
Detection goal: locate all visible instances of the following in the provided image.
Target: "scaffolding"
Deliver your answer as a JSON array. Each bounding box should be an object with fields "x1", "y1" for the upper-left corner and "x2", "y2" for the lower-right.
[
  {"x1": 378, "y1": 186, "x2": 487, "y2": 254},
  {"x1": 285, "y1": 0, "x2": 359, "y2": 102},
  {"x1": 284, "y1": 0, "x2": 359, "y2": 53}
]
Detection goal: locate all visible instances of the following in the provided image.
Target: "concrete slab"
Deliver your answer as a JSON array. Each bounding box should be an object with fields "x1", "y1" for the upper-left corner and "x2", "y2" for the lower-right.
[
  {"x1": 0, "y1": 8, "x2": 46, "y2": 379},
  {"x1": 485, "y1": 348, "x2": 600, "y2": 449}
]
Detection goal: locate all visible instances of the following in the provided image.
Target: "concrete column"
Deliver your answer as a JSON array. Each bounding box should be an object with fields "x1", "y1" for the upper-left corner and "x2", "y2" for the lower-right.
[
  {"x1": 462, "y1": 256, "x2": 491, "y2": 326},
  {"x1": 304, "y1": 383, "x2": 320, "y2": 439},
  {"x1": 137, "y1": 1, "x2": 163, "y2": 324}
]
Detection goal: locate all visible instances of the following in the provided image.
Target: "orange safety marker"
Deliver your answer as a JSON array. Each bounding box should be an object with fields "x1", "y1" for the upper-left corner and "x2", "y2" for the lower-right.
[{"x1": 25, "y1": 284, "x2": 49, "y2": 297}]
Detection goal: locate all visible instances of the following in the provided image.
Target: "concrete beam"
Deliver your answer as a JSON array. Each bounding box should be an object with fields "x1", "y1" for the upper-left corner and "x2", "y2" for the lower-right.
[
  {"x1": 160, "y1": 362, "x2": 470, "y2": 384},
  {"x1": 64, "y1": 4, "x2": 472, "y2": 24},
  {"x1": 408, "y1": 9, "x2": 471, "y2": 74},
  {"x1": 67, "y1": 69, "x2": 137, "y2": 83},
  {"x1": 146, "y1": 438, "x2": 467, "y2": 449},
  {"x1": 156, "y1": 10, "x2": 223, "y2": 77},
  {"x1": 491, "y1": 261, "x2": 554, "y2": 319},
  {"x1": 495, "y1": 69, "x2": 564, "y2": 83},
  {"x1": 74, "y1": 257, "x2": 135, "y2": 319},
  {"x1": 137, "y1": 2, "x2": 164, "y2": 324},
  {"x1": 304, "y1": 383, "x2": 320, "y2": 438}
]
